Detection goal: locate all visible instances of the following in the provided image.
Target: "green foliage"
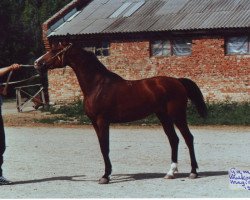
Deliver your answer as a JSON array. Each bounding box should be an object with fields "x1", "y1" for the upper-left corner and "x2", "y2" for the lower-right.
[
  {"x1": 0, "y1": 0, "x2": 71, "y2": 66},
  {"x1": 187, "y1": 101, "x2": 250, "y2": 125},
  {"x1": 42, "y1": 100, "x2": 92, "y2": 125},
  {"x1": 0, "y1": 0, "x2": 71, "y2": 96},
  {"x1": 39, "y1": 101, "x2": 250, "y2": 126},
  {"x1": 49, "y1": 100, "x2": 84, "y2": 117}
]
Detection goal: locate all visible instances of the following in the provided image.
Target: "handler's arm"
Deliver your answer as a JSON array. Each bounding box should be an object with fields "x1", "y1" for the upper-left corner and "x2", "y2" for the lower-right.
[{"x1": 0, "y1": 64, "x2": 20, "y2": 77}]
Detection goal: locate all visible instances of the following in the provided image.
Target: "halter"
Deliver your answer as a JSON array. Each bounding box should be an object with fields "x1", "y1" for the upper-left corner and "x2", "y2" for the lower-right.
[
  {"x1": 45, "y1": 43, "x2": 73, "y2": 68},
  {"x1": 34, "y1": 43, "x2": 72, "y2": 71}
]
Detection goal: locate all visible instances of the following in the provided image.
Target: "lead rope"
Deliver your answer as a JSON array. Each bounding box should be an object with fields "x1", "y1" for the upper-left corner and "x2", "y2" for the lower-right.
[
  {"x1": 0, "y1": 64, "x2": 39, "y2": 87},
  {"x1": 2, "y1": 70, "x2": 13, "y2": 95},
  {"x1": 0, "y1": 74, "x2": 40, "y2": 86},
  {"x1": 20, "y1": 64, "x2": 34, "y2": 68}
]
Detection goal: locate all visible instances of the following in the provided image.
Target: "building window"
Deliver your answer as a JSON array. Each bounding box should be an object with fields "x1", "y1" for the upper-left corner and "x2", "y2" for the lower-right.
[
  {"x1": 151, "y1": 38, "x2": 192, "y2": 57},
  {"x1": 82, "y1": 41, "x2": 110, "y2": 57},
  {"x1": 95, "y1": 41, "x2": 110, "y2": 56},
  {"x1": 151, "y1": 40, "x2": 171, "y2": 56},
  {"x1": 172, "y1": 39, "x2": 192, "y2": 56},
  {"x1": 226, "y1": 36, "x2": 249, "y2": 55}
]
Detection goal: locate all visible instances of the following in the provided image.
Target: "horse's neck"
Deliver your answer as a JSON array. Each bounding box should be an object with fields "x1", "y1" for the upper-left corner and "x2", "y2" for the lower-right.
[{"x1": 70, "y1": 58, "x2": 121, "y2": 97}]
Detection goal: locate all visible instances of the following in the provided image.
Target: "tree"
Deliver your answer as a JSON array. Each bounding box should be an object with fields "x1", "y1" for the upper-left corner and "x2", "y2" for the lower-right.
[
  {"x1": 0, "y1": 0, "x2": 72, "y2": 66},
  {"x1": 0, "y1": 0, "x2": 71, "y2": 96},
  {"x1": 0, "y1": 0, "x2": 26, "y2": 66}
]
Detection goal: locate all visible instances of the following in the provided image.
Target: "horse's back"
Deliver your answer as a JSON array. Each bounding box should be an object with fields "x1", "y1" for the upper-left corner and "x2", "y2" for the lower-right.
[
  {"x1": 102, "y1": 76, "x2": 188, "y2": 122},
  {"x1": 125, "y1": 76, "x2": 187, "y2": 100}
]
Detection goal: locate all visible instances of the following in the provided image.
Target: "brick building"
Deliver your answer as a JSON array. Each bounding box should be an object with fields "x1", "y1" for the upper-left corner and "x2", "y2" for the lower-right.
[{"x1": 42, "y1": 0, "x2": 250, "y2": 103}]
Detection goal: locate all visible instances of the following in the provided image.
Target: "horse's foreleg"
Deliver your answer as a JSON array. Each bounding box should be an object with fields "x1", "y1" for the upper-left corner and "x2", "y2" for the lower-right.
[
  {"x1": 156, "y1": 112, "x2": 179, "y2": 179},
  {"x1": 92, "y1": 119, "x2": 112, "y2": 184}
]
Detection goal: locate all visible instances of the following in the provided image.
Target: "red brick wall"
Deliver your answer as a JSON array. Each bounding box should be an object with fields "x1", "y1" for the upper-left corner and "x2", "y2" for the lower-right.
[
  {"x1": 48, "y1": 68, "x2": 83, "y2": 103},
  {"x1": 48, "y1": 36, "x2": 250, "y2": 103}
]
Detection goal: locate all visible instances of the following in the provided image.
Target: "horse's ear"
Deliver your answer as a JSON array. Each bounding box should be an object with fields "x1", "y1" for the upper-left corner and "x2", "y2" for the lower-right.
[
  {"x1": 65, "y1": 34, "x2": 71, "y2": 44},
  {"x1": 60, "y1": 41, "x2": 71, "y2": 47},
  {"x1": 51, "y1": 42, "x2": 62, "y2": 49},
  {"x1": 51, "y1": 43, "x2": 56, "y2": 49},
  {"x1": 58, "y1": 42, "x2": 63, "y2": 47}
]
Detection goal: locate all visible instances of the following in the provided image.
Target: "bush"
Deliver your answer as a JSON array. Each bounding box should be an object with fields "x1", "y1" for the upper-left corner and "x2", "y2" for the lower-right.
[
  {"x1": 186, "y1": 101, "x2": 249, "y2": 125},
  {"x1": 43, "y1": 100, "x2": 92, "y2": 125},
  {"x1": 41, "y1": 100, "x2": 250, "y2": 126}
]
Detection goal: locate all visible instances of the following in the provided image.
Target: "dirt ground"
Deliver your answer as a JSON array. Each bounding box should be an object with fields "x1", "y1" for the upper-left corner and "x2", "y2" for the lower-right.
[
  {"x1": 1, "y1": 101, "x2": 250, "y2": 198},
  {"x1": 2, "y1": 100, "x2": 54, "y2": 127}
]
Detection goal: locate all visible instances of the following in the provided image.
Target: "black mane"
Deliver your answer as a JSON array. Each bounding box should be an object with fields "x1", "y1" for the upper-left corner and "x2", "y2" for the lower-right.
[{"x1": 79, "y1": 47, "x2": 124, "y2": 81}]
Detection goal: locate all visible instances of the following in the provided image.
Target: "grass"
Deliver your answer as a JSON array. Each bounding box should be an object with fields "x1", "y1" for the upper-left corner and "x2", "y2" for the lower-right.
[
  {"x1": 39, "y1": 100, "x2": 91, "y2": 125},
  {"x1": 187, "y1": 101, "x2": 250, "y2": 125},
  {"x1": 39, "y1": 100, "x2": 250, "y2": 126}
]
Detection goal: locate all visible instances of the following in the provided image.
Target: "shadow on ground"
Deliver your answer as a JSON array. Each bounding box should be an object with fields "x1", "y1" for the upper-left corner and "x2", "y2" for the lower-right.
[
  {"x1": 110, "y1": 171, "x2": 228, "y2": 183},
  {"x1": 7, "y1": 171, "x2": 228, "y2": 185}
]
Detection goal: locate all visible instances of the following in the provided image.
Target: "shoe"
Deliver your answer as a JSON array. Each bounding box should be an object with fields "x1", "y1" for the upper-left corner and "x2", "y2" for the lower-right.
[
  {"x1": 33, "y1": 105, "x2": 41, "y2": 110},
  {"x1": 0, "y1": 176, "x2": 12, "y2": 185}
]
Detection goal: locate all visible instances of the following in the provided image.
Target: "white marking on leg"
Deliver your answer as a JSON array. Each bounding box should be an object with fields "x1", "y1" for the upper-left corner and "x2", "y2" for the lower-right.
[{"x1": 167, "y1": 163, "x2": 178, "y2": 177}]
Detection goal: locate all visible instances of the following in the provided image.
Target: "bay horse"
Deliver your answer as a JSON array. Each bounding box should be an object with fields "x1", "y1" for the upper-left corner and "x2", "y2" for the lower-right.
[{"x1": 34, "y1": 43, "x2": 207, "y2": 184}]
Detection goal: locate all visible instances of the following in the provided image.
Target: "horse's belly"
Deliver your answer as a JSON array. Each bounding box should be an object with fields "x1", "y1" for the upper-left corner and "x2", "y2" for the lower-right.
[
  {"x1": 109, "y1": 103, "x2": 159, "y2": 123},
  {"x1": 110, "y1": 112, "x2": 152, "y2": 123}
]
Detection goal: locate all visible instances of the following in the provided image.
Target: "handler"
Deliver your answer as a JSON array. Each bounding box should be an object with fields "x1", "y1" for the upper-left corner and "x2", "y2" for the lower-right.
[{"x1": 0, "y1": 63, "x2": 20, "y2": 184}]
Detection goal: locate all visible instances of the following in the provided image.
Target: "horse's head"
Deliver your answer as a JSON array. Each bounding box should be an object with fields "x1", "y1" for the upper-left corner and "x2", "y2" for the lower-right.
[{"x1": 34, "y1": 42, "x2": 72, "y2": 71}]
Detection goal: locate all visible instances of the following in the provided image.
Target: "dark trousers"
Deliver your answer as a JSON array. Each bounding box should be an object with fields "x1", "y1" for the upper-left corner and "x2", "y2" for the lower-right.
[{"x1": 0, "y1": 107, "x2": 5, "y2": 176}]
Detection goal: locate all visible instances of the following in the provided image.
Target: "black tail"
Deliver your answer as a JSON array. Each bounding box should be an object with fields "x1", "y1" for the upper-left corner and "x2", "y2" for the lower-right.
[{"x1": 178, "y1": 78, "x2": 208, "y2": 118}]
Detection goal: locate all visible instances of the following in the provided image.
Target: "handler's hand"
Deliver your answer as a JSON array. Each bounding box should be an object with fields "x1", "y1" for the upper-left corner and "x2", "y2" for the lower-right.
[{"x1": 9, "y1": 63, "x2": 21, "y2": 71}]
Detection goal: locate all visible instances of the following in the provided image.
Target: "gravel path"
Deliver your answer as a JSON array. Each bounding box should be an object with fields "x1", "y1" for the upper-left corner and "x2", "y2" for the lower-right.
[{"x1": 1, "y1": 126, "x2": 250, "y2": 198}]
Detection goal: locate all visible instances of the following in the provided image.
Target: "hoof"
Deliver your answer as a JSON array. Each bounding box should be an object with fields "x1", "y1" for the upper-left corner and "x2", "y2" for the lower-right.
[
  {"x1": 164, "y1": 174, "x2": 175, "y2": 179},
  {"x1": 99, "y1": 177, "x2": 110, "y2": 184},
  {"x1": 189, "y1": 173, "x2": 198, "y2": 179}
]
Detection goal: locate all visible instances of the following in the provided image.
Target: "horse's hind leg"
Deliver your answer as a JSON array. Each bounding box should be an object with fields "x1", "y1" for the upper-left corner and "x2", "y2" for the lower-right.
[
  {"x1": 156, "y1": 112, "x2": 179, "y2": 179},
  {"x1": 174, "y1": 115, "x2": 199, "y2": 179}
]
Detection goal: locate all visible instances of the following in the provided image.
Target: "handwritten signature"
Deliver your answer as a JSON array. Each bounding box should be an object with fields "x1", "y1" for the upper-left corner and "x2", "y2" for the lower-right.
[{"x1": 229, "y1": 168, "x2": 250, "y2": 190}]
